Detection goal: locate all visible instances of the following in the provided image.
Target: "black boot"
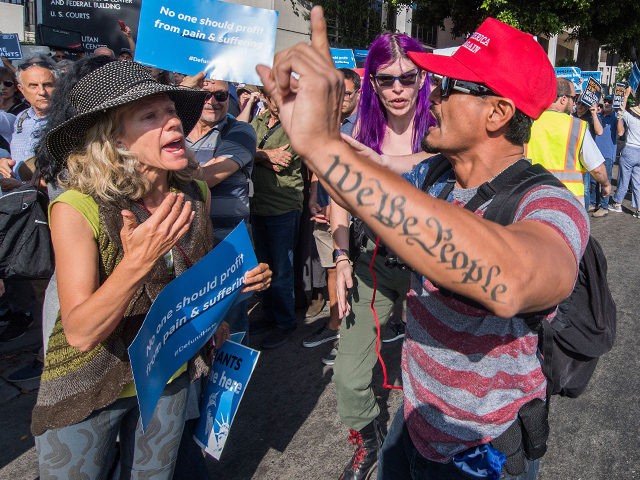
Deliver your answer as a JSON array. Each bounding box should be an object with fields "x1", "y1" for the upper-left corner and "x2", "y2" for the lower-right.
[{"x1": 339, "y1": 420, "x2": 384, "y2": 480}]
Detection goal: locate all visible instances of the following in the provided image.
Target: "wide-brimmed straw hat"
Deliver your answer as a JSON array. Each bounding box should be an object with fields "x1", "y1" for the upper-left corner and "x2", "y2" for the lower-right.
[{"x1": 45, "y1": 61, "x2": 208, "y2": 164}]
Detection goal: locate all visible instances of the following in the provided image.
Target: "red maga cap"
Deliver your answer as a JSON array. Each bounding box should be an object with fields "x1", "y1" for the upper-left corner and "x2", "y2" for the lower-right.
[{"x1": 408, "y1": 18, "x2": 555, "y2": 119}]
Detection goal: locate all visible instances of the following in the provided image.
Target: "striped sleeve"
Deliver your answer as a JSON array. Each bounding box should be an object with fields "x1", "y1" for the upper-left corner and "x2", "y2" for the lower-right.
[{"x1": 513, "y1": 184, "x2": 590, "y2": 264}]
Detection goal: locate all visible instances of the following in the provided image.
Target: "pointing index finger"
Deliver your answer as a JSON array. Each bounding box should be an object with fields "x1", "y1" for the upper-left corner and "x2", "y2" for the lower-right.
[{"x1": 309, "y1": 6, "x2": 331, "y2": 63}]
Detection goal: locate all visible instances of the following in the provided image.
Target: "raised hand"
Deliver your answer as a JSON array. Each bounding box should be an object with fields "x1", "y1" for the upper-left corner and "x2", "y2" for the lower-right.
[
  {"x1": 119, "y1": 192, "x2": 194, "y2": 272},
  {"x1": 179, "y1": 71, "x2": 206, "y2": 89},
  {"x1": 255, "y1": 7, "x2": 344, "y2": 160}
]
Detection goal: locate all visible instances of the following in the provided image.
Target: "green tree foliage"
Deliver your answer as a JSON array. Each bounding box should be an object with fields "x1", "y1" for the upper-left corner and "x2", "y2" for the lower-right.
[
  {"x1": 409, "y1": 0, "x2": 576, "y2": 39},
  {"x1": 288, "y1": 0, "x2": 384, "y2": 49},
  {"x1": 408, "y1": 0, "x2": 640, "y2": 69},
  {"x1": 615, "y1": 63, "x2": 632, "y2": 84},
  {"x1": 290, "y1": 0, "x2": 640, "y2": 72}
]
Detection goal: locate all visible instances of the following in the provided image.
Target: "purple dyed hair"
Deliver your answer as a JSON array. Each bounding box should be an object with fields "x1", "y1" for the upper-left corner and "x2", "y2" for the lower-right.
[{"x1": 355, "y1": 33, "x2": 436, "y2": 154}]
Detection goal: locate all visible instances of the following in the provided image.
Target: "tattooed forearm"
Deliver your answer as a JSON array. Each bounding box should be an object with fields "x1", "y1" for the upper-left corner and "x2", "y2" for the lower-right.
[{"x1": 322, "y1": 154, "x2": 508, "y2": 304}]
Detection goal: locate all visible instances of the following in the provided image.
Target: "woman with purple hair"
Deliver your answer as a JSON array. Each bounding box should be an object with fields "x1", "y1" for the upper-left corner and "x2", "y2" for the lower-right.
[
  {"x1": 354, "y1": 33, "x2": 434, "y2": 155},
  {"x1": 328, "y1": 33, "x2": 436, "y2": 480}
]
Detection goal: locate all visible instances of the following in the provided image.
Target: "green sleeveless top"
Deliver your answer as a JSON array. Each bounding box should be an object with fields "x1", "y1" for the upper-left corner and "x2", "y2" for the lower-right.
[{"x1": 32, "y1": 181, "x2": 212, "y2": 436}]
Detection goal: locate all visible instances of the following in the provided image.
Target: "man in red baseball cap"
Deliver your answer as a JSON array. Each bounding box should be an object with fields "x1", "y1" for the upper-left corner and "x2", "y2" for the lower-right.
[
  {"x1": 258, "y1": 9, "x2": 589, "y2": 479},
  {"x1": 407, "y1": 17, "x2": 556, "y2": 119}
]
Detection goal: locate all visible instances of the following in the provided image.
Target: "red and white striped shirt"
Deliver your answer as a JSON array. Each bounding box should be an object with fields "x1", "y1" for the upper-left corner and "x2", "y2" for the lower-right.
[{"x1": 402, "y1": 169, "x2": 589, "y2": 462}]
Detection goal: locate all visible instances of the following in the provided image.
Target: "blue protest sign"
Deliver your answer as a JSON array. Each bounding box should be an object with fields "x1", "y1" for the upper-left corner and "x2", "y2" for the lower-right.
[
  {"x1": 229, "y1": 331, "x2": 245, "y2": 344},
  {"x1": 629, "y1": 63, "x2": 640, "y2": 96},
  {"x1": 353, "y1": 49, "x2": 369, "y2": 66},
  {"x1": 580, "y1": 71, "x2": 601, "y2": 93},
  {"x1": 0, "y1": 34, "x2": 22, "y2": 60},
  {"x1": 555, "y1": 66, "x2": 582, "y2": 92},
  {"x1": 613, "y1": 83, "x2": 626, "y2": 110},
  {"x1": 331, "y1": 48, "x2": 356, "y2": 69},
  {"x1": 579, "y1": 76, "x2": 602, "y2": 107},
  {"x1": 135, "y1": 0, "x2": 277, "y2": 85},
  {"x1": 128, "y1": 221, "x2": 257, "y2": 431},
  {"x1": 194, "y1": 340, "x2": 260, "y2": 459}
]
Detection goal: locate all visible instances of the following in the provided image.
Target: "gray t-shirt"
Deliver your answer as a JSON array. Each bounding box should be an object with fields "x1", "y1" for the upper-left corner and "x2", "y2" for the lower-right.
[
  {"x1": 187, "y1": 115, "x2": 256, "y2": 244},
  {"x1": 622, "y1": 110, "x2": 640, "y2": 148}
]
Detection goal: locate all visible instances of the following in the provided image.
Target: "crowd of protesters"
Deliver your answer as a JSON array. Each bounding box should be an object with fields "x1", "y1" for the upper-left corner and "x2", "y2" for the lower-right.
[{"x1": 0, "y1": 10, "x2": 637, "y2": 480}]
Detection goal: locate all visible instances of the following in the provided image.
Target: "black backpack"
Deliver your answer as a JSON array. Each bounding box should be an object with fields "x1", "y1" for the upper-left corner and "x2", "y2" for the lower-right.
[
  {"x1": 421, "y1": 155, "x2": 617, "y2": 399},
  {"x1": 0, "y1": 171, "x2": 54, "y2": 279}
]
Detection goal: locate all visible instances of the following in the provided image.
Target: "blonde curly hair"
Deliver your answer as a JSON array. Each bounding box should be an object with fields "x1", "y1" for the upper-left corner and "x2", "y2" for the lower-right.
[{"x1": 59, "y1": 97, "x2": 198, "y2": 202}]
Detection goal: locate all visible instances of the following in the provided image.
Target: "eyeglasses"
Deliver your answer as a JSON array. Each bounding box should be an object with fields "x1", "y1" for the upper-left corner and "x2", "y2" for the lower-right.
[
  {"x1": 559, "y1": 94, "x2": 578, "y2": 103},
  {"x1": 2, "y1": 80, "x2": 15, "y2": 88},
  {"x1": 344, "y1": 90, "x2": 357, "y2": 98},
  {"x1": 204, "y1": 90, "x2": 229, "y2": 102},
  {"x1": 439, "y1": 76, "x2": 497, "y2": 98},
  {"x1": 604, "y1": 99, "x2": 613, "y2": 104},
  {"x1": 373, "y1": 71, "x2": 419, "y2": 87},
  {"x1": 17, "y1": 61, "x2": 54, "y2": 71}
]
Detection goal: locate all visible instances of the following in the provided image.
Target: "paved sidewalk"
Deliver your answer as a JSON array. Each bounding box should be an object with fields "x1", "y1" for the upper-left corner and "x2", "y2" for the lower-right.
[{"x1": 1, "y1": 199, "x2": 639, "y2": 480}]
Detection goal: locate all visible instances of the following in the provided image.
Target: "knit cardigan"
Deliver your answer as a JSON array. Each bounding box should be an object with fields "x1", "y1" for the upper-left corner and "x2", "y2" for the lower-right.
[{"x1": 31, "y1": 181, "x2": 213, "y2": 436}]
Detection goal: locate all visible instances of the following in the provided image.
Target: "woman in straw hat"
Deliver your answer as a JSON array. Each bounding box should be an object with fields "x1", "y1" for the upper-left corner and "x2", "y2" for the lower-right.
[{"x1": 30, "y1": 61, "x2": 271, "y2": 478}]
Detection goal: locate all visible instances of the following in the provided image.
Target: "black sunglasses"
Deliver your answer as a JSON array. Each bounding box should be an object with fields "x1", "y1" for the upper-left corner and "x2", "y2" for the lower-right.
[
  {"x1": 373, "y1": 70, "x2": 419, "y2": 87},
  {"x1": 204, "y1": 90, "x2": 229, "y2": 102},
  {"x1": 604, "y1": 99, "x2": 613, "y2": 104},
  {"x1": 2, "y1": 80, "x2": 15, "y2": 88},
  {"x1": 17, "y1": 61, "x2": 54, "y2": 71},
  {"x1": 439, "y1": 76, "x2": 497, "y2": 98}
]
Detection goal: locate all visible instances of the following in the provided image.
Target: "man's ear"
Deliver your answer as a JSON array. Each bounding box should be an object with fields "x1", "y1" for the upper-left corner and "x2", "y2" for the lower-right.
[
  {"x1": 560, "y1": 95, "x2": 569, "y2": 109},
  {"x1": 486, "y1": 97, "x2": 516, "y2": 133}
]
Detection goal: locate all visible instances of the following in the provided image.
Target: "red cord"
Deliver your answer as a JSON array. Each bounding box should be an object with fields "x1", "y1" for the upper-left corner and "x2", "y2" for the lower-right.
[{"x1": 369, "y1": 236, "x2": 403, "y2": 391}]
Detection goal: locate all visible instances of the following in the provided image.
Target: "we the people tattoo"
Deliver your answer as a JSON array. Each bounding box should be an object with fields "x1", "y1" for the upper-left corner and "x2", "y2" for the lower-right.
[{"x1": 324, "y1": 155, "x2": 507, "y2": 304}]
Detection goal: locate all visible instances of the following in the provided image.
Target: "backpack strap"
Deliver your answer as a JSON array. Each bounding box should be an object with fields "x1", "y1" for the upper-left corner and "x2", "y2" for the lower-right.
[
  {"x1": 462, "y1": 159, "x2": 535, "y2": 213},
  {"x1": 477, "y1": 162, "x2": 565, "y2": 402},
  {"x1": 422, "y1": 158, "x2": 567, "y2": 418},
  {"x1": 483, "y1": 163, "x2": 564, "y2": 226},
  {"x1": 420, "y1": 157, "x2": 555, "y2": 216},
  {"x1": 257, "y1": 120, "x2": 282, "y2": 149},
  {"x1": 421, "y1": 159, "x2": 565, "y2": 319},
  {"x1": 420, "y1": 154, "x2": 454, "y2": 197}
]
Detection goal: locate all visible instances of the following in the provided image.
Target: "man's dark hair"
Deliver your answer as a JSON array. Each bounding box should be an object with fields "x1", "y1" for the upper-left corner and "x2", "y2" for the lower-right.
[
  {"x1": 505, "y1": 109, "x2": 534, "y2": 145},
  {"x1": 339, "y1": 68, "x2": 361, "y2": 91},
  {"x1": 556, "y1": 78, "x2": 574, "y2": 98}
]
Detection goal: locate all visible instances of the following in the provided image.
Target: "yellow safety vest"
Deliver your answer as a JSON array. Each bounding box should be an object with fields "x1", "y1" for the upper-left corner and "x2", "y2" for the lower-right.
[{"x1": 525, "y1": 110, "x2": 587, "y2": 202}]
